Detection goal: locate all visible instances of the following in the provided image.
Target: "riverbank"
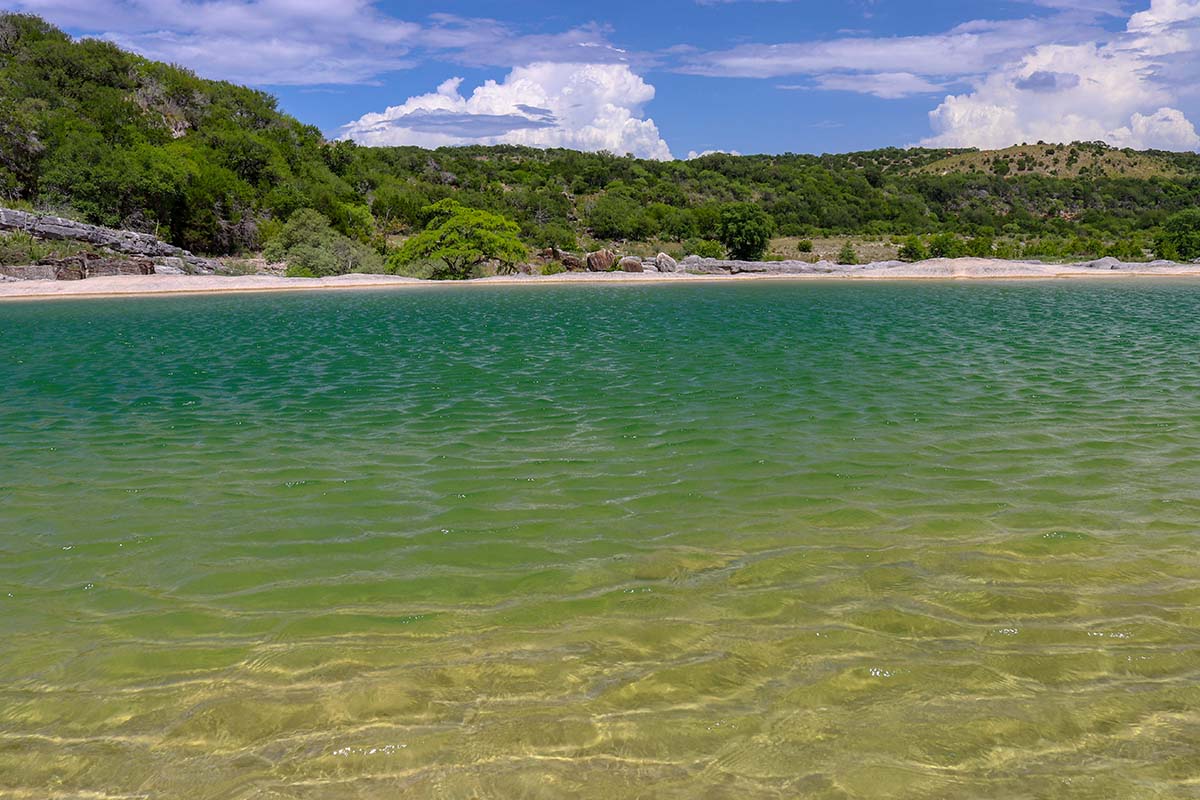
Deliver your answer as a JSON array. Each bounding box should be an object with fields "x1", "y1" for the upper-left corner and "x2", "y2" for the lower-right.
[{"x1": 3, "y1": 257, "x2": 1200, "y2": 300}]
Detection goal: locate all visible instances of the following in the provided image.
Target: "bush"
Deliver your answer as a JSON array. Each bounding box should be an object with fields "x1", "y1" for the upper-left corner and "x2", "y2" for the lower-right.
[
  {"x1": 541, "y1": 261, "x2": 566, "y2": 276},
  {"x1": 928, "y1": 232, "x2": 965, "y2": 259},
  {"x1": 717, "y1": 202, "x2": 774, "y2": 261},
  {"x1": 897, "y1": 235, "x2": 927, "y2": 262},
  {"x1": 965, "y1": 236, "x2": 995, "y2": 258},
  {"x1": 837, "y1": 242, "x2": 858, "y2": 265},
  {"x1": 264, "y1": 208, "x2": 383, "y2": 277},
  {"x1": 683, "y1": 238, "x2": 725, "y2": 259},
  {"x1": 796, "y1": 239, "x2": 814, "y2": 254},
  {"x1": 386, "y1": 257, "x2": 437, "y2": 280}
]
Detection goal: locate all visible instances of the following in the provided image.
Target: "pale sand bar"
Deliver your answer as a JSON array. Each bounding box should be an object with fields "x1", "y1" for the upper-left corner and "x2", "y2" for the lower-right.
[{"x1": 3, "y1": 258, "x2": 1200, "y2": 301}]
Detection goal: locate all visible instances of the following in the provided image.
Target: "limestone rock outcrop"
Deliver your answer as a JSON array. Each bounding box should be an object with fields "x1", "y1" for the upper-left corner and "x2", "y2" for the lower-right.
[
  {"x1": 0, "y1": 208, "x2": 218, "y2": 273},
  {"x1": 619, "y1": 256, "x2": 644, "y2": 273}
]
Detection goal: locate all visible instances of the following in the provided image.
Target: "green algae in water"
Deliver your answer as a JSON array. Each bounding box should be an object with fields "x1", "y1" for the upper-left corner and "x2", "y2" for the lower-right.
[{"x1": 2, "y1": 282, "x2": 1200, "y2": 799}]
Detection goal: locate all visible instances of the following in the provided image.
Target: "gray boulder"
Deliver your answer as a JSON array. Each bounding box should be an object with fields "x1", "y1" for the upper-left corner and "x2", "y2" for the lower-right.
[
  {"x1": 1081, "y1": 256, "x2": 1124, "y2": 271},
  {"x1": 655, "y1": 252, "x2": 679, "y2": 273}
]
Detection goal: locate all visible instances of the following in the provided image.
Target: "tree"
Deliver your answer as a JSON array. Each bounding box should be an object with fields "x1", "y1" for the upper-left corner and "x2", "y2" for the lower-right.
[
  {"x1": 717, "y1": 202, "x2": 774, "y2": 261},
  {"x1": 1156, "y1": 209, "x2": 1200, "y2": 261},
  {"x1": 389, "y1": 199, "x2": 526, "y2": 280}
]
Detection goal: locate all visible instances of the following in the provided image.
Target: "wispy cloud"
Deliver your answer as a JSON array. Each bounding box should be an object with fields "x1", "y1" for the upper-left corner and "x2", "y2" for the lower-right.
[{"x1": 3, "y1": 0, "x2": 629, "y2": 85}]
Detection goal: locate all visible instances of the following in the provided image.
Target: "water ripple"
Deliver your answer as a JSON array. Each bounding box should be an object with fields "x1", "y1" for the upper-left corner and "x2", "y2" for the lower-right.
[{"x1": 2, "y1": 282, "x2": 1200, "y2": 798}]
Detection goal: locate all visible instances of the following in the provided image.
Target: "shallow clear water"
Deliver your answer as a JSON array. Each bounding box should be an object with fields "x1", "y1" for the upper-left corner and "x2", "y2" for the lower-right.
[{"x1": 2, "y1": 281, "x2": 1200, "y2": 799}]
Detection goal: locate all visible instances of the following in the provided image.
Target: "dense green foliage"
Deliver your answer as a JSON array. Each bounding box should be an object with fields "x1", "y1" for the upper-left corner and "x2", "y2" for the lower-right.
[
  {"x1": 389, "y1": 199, "x2": 527, "y2": 280},
  {"x1": 263, "y1": 209, "x2": 383, "y2": 277},
  {"x1": 0, "y1": 14, "x2": 370, "y2": 255},
  {"x1": 717, "y1": 203, "x2": 774, "y2": 261},
  {"x1": 684, "y1": 239, "x2": 726, "y2": 259},
  {"x1": 897, "y1": 235, "x2": 928, "y2": 262},
  {"x1": 1155, "y1": 209, "x2": 1200, "y2": 262},
  {"x1": 3, "y1": 12, "x2": 1200, "y2": 265}
]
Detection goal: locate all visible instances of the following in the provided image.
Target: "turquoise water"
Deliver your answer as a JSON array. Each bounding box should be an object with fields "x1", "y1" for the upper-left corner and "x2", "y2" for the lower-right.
[{"x1": 2, "y1": 281, "x2": 1200, "y2": 799}]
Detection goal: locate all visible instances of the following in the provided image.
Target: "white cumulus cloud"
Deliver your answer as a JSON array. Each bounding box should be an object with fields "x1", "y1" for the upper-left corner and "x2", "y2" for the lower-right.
[
  {"x1": 923, "y1": 2, "x2": 1200, "y2": 151},
  {"x1": 340, "y1": 63, "x2": 674, "y2": 160}
]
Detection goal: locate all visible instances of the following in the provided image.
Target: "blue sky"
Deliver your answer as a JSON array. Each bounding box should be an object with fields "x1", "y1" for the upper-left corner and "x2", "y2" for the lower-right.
[{"x1": 5, "y1": 0, "x2": 1200, "y2": 158}]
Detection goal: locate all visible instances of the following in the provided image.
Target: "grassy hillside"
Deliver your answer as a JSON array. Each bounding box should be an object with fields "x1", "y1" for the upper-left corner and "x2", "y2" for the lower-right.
[
  {"x1": 916, "y1": 142, "x2": 1183, "y2": 180},
  {"x1": 2, "y1": 11, "x2": 1199, "y2": 268}
]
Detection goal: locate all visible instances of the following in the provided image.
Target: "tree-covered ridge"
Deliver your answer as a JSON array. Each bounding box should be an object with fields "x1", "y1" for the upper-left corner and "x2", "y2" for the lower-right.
[
  {"x1": 0, "y1": 13, "x2": 354, "y2": 255},
  {"x1": 2, "y1": 12, "x2": 1199, "y2": 263}
]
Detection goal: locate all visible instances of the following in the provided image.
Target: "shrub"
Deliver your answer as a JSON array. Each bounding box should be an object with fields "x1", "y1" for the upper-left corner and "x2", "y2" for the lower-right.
[
  {"x1": 796, "y1": 239, "x2": 814, "y2": 254},
  {"x1": 683, "y1": 238, "x2": 725, "y2": 259},
  {"x1": 897, "y1": 235, "x2": 927, "y2": 262},
  {"x1": 284, "y1": 263, "x2": 318, "y2": 278},
  {"x1": 386, "y1": 257, "x2": 437, "y2": 280},
  {"x1": 837, "y1": 242, "x2": 859, "y2": 265},
  {"x1": 717, "y1": 202, "x2": 774, "y2": 261},
  {"x1": 541, "y1": 261, "x2": 566, "y2": 276},
  {"x1": 928, "y1": 233, "x2": 965, "y2": 259},
  {"x1": 966, "y1": 236, "x2": 995, "y2": 258},
  {"x1": 264, "y1": 208, "x2": 383, "y2": 277}
]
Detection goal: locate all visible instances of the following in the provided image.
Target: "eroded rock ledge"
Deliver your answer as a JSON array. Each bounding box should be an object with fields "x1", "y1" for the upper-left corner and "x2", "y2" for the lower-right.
[{"x1": 0, "y1": 208, "x2": 218, "y2": 274}]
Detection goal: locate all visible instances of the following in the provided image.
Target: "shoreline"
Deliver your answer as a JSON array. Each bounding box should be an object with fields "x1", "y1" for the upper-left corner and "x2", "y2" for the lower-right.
[{"x1": 3, "y1": 258, "x2": 1200, "y2": 301}]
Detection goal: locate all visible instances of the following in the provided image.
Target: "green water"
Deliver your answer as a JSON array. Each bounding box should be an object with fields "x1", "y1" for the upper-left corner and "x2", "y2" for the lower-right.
[{"x1": 2, "y1": 282, "x2": 1199, "y2": 799}]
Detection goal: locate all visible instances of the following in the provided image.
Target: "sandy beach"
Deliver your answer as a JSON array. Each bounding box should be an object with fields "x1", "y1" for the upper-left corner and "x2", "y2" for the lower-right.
[{"x1": 3, "y1": 257, "x2": 1200, "y2": 300}]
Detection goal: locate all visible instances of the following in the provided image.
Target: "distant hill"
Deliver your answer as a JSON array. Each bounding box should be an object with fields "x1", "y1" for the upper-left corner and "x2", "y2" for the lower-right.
[
  {"x1": 2, "y1": 11, "x2": 1198, "y2": 260},
  {"x1": 915, "y1": 142, "x2": 1186, "y2": 179}
]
